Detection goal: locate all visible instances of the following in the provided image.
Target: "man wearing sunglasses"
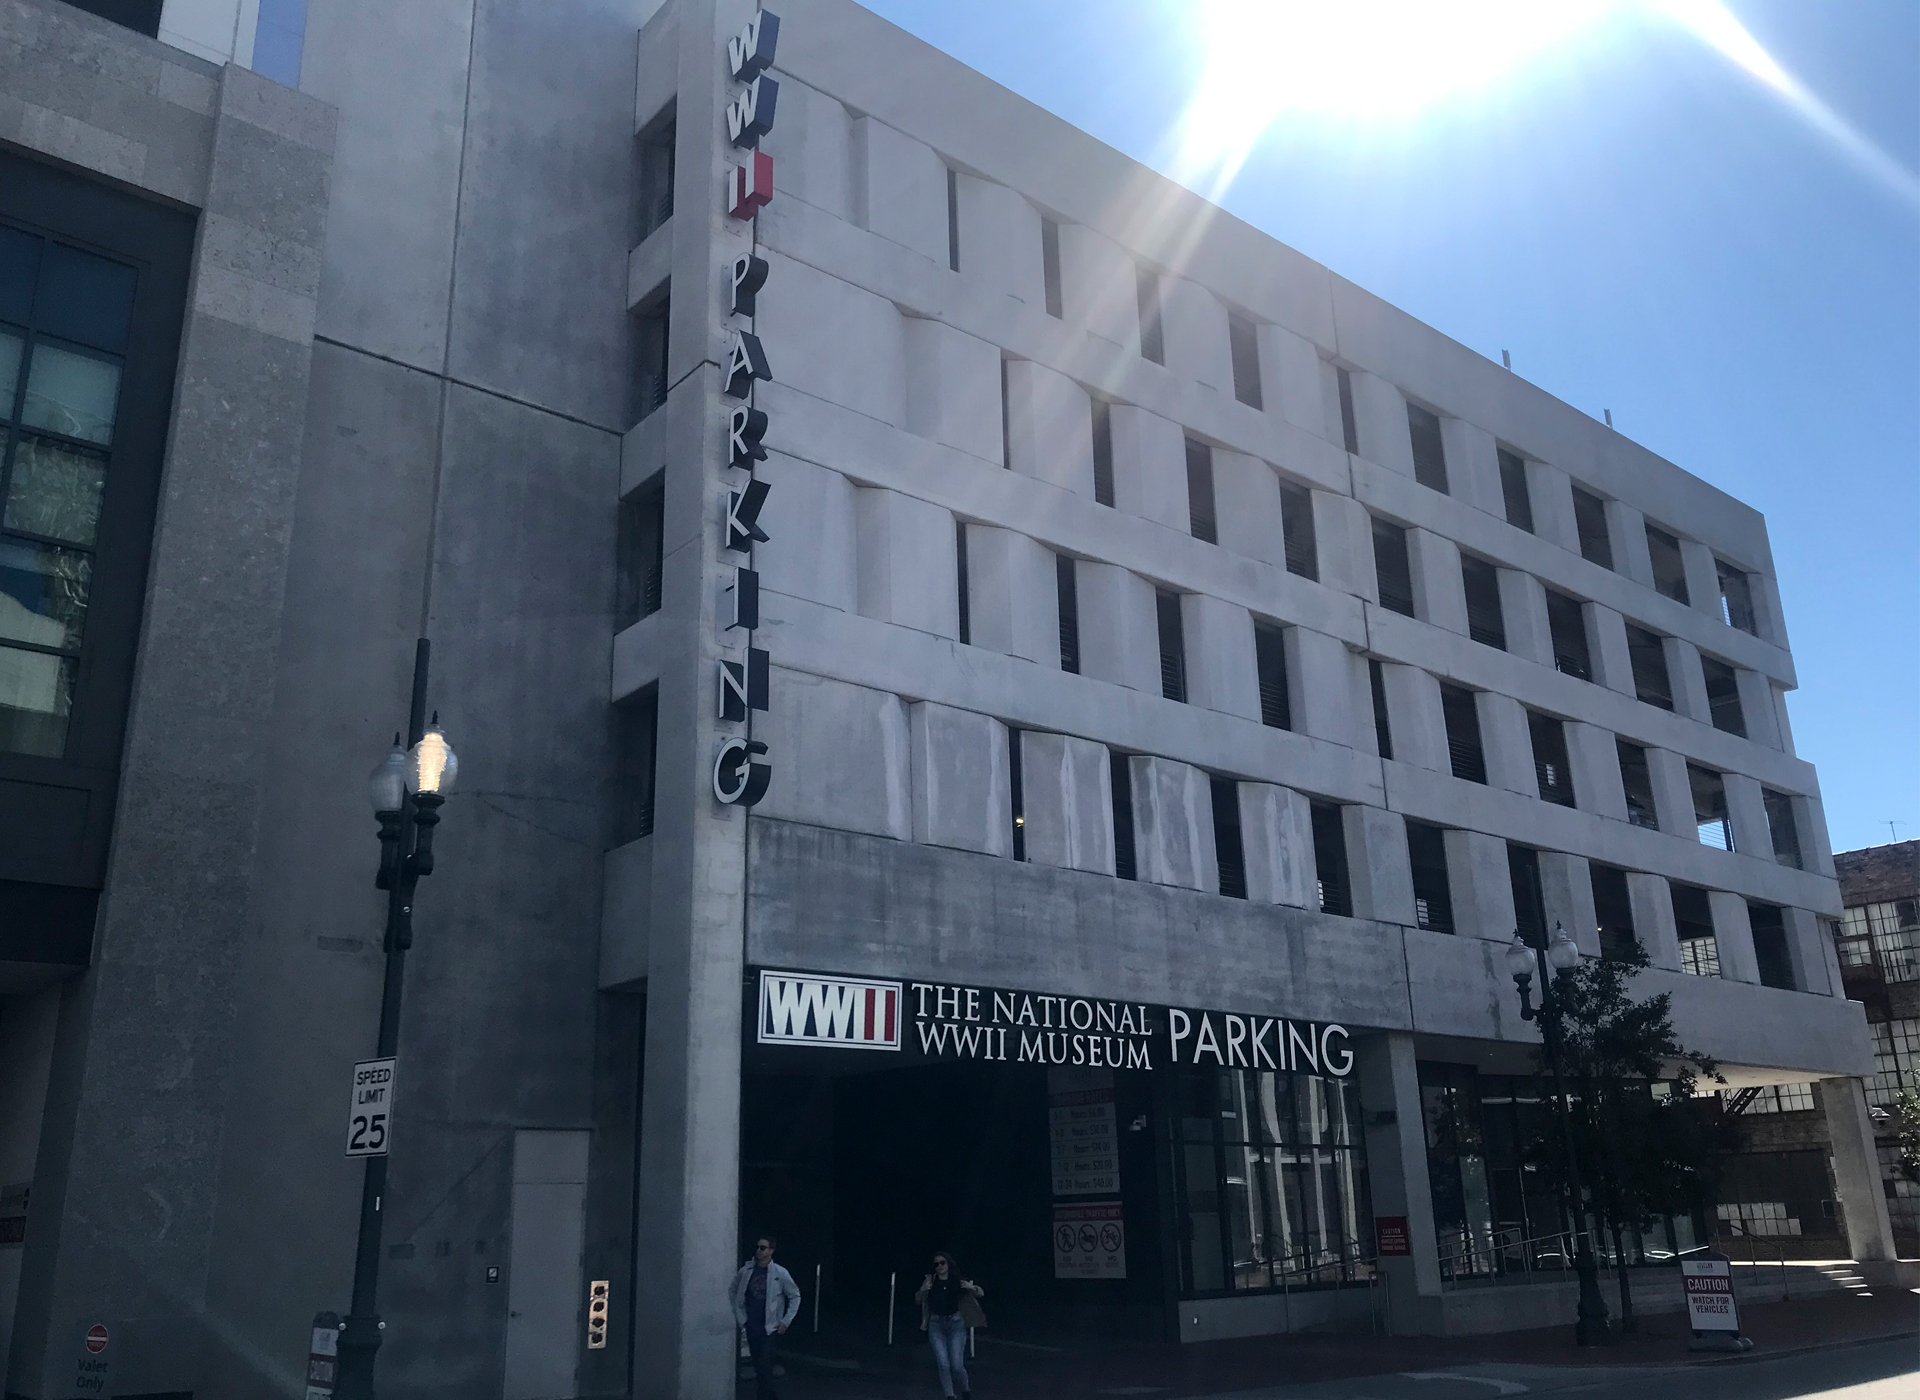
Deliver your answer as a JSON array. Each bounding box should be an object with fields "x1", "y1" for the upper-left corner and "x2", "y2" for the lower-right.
[{"x1": 730, "y1": 1234, "x2": 802, "y2": 1399}]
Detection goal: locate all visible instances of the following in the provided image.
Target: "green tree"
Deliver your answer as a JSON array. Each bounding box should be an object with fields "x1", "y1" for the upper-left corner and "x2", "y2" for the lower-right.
[
  {"x1": 1523, "y1": 938, "x2": 1728, "y2": 1332},
  {"x1": 1895, "y1": 1087, "x2": 1920, "y2": 1183}
]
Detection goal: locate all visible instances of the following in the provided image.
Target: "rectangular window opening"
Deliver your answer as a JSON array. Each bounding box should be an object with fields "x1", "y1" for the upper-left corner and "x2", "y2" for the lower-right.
[
  {"x1": 1407, "y1": 822, "x2": 1454, "y2": 934},
  {"x1": 1311, "y1": 802, "x2": 1352, "y2": 916},
  {"x1": 1440, "y1": 684, "x2": 1487, "y2": 785},
  {"x1": 636, "y1": 292, "x2": 671, "y2": 421},
  {"x1": 1156, "y1": 591, "x2": 1187, "y2": 702},
  {"x1": 1254, "y1": 623, "x2": 1291, "y2": 730},
  {"x1": 1717, "y1": 560, "x2": 1757, "y2": 634},
  {"x1": 638, "y1": 107, "x2": 677, "y2": 239},
  {"x1": 1278, "y1": 483, "x2": 1318, "y2": 580},
  {"x1": 1407, "y1": 403, "x2": 1449, "y2": 494},
  {"x1": 1508, "y1": 844, "x2": 1546, "y2": 946},
  {"x1": 1373, "y1": 517, "x2": 1416, "y2": 618},
  {"x1": 1009, "y1": 726, "x2": 1025, "y2": 861},
  {"x1": 1137, "y1": 265, "x2": 1164, "y2": 364},
  {"x1": 612, "y1": 687, "x2": 659, "y2": 847},
  {"x1": 1461, "y1": 555, "x2": 1506, "y2": 650},
  {"x1": 1688, "y1": 764, "x2": 1733, "y2": 851},
  {"x1": 1228, "y1": 314, "x2": 1263, "y2": 409},
  {"x1": 615, "y1": 475, "x2": 665, "y2": 628},
  {"x1": 1185, "y1": 439, "x2": 1217, "y2": 543},
  {"x1": 1591, "y1": 864, "x2": 1637, "y2": 962},
  {"x1": 1528, "y1": 711, "x2": 1576, "y2": 808},
  {"x1": 946, "y1": 167, "x2": 960, "y2": 272},
  {"x1": 1336, "y1": 366, "x2": 1358, "y2": 455},
  {"x1": 1497, "y1": 448, "x2": 1534, "y2": 532},
  {"x1": 1617, "y1": 741, "x2": 1659, "y2": 830},
  {"x1": 1368, "y1": 659, "x2": 1393, "y2": 760},
  {"x1": 1626, "y1": 625, "x2": 1673, "y2": 710},
  {"x1": 1111, "y1": 753, "x2": 1137, "y2": 881},
  {"x1": 1647, "y1": 525, "x2": 1689, "y2": 605},
  {"x1": 1672, "y1": 882, "x2": 1718, "y2": 977},
  {"x1": 1763, "y1": 789, "x2": 1803, "y2": 869},
  {"x1": 1571, "y1": 487, "x2": 1613, "y2": 570},
  {"x1": 1056, "y1": 554, "x2": 1080, "y2": 674},
  {"x1": 955, "y1": 521, "x2": 970, "y2": 645},
  {"x1": 1211, "y1": 777, "x2": 1247, "y2": 899},
  {"x1": 1040, "y1": 218, "x2": 1064, "y2": 319},
  {"x1": 1701, "y1": 656, "x2": 1746, "y2": 737},
  {"x1": 1749, "y1": 902, "x2": 1795, "y2": 990},
  {"x1": 1544, "y1": 589, "x2": 1592, "y2": 680},
  {"x1": 1091, "y1": 399, "x2": 1115, "y2": 507}
]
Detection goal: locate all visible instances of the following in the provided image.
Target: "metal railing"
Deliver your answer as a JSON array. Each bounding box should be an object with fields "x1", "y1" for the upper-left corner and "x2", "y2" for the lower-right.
[
  {"x1": 1266, "y1": 1247, "x2": 1389, "y2": 1337},
  {"x1": 1436, "y1": 1226, "x2": 1586, "y2": 1286},
  {"x1": 1676, "y1": 1220, "x2": 1790, "y2": 1300}
]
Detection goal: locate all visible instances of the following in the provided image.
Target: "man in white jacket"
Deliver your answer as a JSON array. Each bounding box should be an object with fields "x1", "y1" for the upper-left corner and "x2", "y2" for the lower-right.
[{"x1": 730, "y1": 1235, "x2": 802, "y2": 1400}]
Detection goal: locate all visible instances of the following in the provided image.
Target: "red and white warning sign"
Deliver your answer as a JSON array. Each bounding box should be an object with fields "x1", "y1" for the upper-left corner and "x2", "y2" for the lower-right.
[
  {"x1": 83, "y1": 1323, "x2": 108, "y2": 1353},
  {"x1": 1681, "y1": 1255, "x2": 1740, "y2": 1332}
]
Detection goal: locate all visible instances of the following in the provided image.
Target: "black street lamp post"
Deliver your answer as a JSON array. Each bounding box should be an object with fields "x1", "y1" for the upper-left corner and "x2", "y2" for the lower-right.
[
  {"x1": 335, "y1": 640, "x2": 458, "y2": 1400},
  {"x1": 1506, "y1": 923, "x2": 1611, "y2": 1348}
]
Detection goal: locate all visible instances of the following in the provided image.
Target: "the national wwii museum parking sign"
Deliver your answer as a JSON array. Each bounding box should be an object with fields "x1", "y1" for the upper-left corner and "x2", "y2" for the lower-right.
[{"x1": 748, "y1": 967, "x2": 1352, "y2": 1078}]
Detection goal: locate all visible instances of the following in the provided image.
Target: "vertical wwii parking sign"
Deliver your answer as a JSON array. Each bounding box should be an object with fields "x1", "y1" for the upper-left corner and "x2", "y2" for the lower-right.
[{"x1": 346, "y1": 1058, "x2": 396, "y2": 1157}]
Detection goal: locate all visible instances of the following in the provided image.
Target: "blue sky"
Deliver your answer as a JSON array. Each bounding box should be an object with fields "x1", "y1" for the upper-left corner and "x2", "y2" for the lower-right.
[{"x1": 862, "y1": 0, "x2": 1919, "y2": 856}]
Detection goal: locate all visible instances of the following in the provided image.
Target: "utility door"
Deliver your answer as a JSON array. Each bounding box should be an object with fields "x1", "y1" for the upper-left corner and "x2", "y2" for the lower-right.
[{"x1": 503, "y1": 1129, "x2": 589, "y2": 1399}]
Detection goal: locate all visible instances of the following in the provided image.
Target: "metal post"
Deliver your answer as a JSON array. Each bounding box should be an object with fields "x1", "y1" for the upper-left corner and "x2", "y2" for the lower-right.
[
  {"x1": 813, "y1": 1264, "x2": 821, "y2": 1333},
  {"x1": 886, "y1": 1272, "x2": 896, "y2": 1346},
  {"x1": 334, "y1": 640, "x2": 431, "y2": 1400}
]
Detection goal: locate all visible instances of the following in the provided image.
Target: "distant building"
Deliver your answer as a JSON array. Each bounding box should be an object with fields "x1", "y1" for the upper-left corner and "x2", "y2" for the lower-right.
[{"x1": 0, "y1": 1, "x2": 1898, "y2": 1396}]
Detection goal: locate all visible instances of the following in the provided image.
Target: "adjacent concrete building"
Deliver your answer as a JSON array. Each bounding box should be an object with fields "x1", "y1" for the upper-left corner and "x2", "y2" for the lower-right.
[{"x1": 0, "y1": 0, "x2": 1897, "y2": 1396}]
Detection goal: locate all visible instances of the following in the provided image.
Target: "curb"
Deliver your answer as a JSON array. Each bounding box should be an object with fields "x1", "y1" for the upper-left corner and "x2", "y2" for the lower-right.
[{"x1": 1688, "y1": 1328, "x2": 1920, "y2": 1366}]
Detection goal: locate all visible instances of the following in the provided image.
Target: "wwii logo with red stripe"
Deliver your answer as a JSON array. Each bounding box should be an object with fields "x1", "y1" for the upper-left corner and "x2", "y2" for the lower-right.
[{"x1": 757, "y1": 971, "x2": 902, "y2": 1050}]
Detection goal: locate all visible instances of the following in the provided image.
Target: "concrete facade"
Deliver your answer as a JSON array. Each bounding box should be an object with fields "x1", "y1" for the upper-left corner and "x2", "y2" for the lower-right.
[{"x1": 0, "y1": 1, "x2": 1890, "y2": 1397}]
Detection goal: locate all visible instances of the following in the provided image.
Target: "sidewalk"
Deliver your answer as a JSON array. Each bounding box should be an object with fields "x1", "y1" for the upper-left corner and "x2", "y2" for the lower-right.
[{"x1": 751, "y1": 1290, "x2": 1919, "y2": 1399}]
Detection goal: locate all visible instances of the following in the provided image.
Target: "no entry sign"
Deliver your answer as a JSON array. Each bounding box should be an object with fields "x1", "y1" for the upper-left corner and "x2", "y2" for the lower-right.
[{"x1": 1681, "y1": 1255, "x2": 1739, "y2": 1332}]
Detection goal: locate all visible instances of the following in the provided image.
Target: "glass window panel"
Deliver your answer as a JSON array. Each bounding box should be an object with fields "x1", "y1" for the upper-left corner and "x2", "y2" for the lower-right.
[
  {"x1": 5, "y1": 435, "x2": 106, "y2": 545},
  {"x1": 0, "y1": 228, "x2": 38, "y2": 326},
  {"x1": 22, "y1": 345, "x2": 121, "y2": 445},
  {"x1": 35, "y1": 244, "x2": 137, "y2": 355},
  {"x1": 0, "y1": 329, "x2": 23, "y2": 410},
  {"x1": 0, "y1": 539, "x2": 92, "y2": 649},
  {"x1": 0, "y1": 642, "x2": 74, "y2": 757}
]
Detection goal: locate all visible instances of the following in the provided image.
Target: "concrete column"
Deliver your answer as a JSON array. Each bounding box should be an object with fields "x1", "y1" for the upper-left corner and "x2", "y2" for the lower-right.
[
  {"x1": 903, "y1": 316, "x2": 1002, "y2": 462},
  {"x1": 1181, "y1": 595, "x2": 1261, "y2": 721},
  {"x1": 966, "y1": 525, "x2": 1060, "y2": 666},
  {"x1": 1608, "y1": 499, "x2": 1653, "y2": 587},
  {"x1": 1751, "y1": 573, "x2": 1789, "y2": 649},
  {"x1": 952, "y1": 170, "x2": 1045, "y2": 306},
  {"x1": 1130, "y1": 756, "x2": 1217, "y2": 892},
  {"x1": 1312, "y1": 490, "x2": 1377, "y2": 603},
  {"x1": 1211, "y1": 450, "x2": 1283, "y2": 566},
  {"x1": 1526, "y1": 460, "x2": 1579, "y2": 553},
  {"x1": 1539, "y1": 852, "x2": 1600, "y2": 958},
  {"x1": 1772, "y1": 683, "x2": 1797, "y2": 756},
  {"x1": 1320, "y1": 361, "x2": 1346, "y2": 450},
  {"x1": 1109, "y1": 405, "x2": 1188, "y2": 532},
  {"x1": 1379, "y1": 664, "x2": 1448, "y2": 773},
  {"x1": 1345, "y1": 649, "x2": 1381, "y2": 757},
  {"x1": 1441, "y1": 419, "x2": 1500, "y2": 516},
  {"x1": 1354, "y1": 1032, "x2": 1444, "y2": 1324},
  {"x1": 1565, "y1": 721, "x2": 1627, "y2": 820},
  {"x1": 1348, "y1": 370, "x2": 1414, "y2": 475},
  {"x1": 1020, "y1": 732, "x2": 1115, "y2": 875},
  {"x1": 1627, "y1": 873, "x2": 1682, "y2": 971},
  {"x1": 1003, "y1": 360, "x2": 1095, "y2": 498},
  {"x1": 1057, "y1": 222, "x2": 1139, "y2": 350},
  {"x1": 910, "y1": 702, "x2": 1012, "y2": 856},
  {"x1": 1161, "y1": 275, "x2": 1232, "y2": 393},
  {"x1": 1645, "y1": 746, "x2": 1697, "y2": 838},
  {"x1": 850, "y1": 114, "x2": 948, "y2": 262},
  {"x1": 1239, "y1": 783, "x2": 1316, "y2": 908},
  {"x1": 1814, "y1": 1077, "x2": 1896, "y2": 1263},
  {"x1": 1076, "y1": 562, "x2": 1160, "y2": 693},
  {"x1": 1678, "y1": 538, "x2": 1723, "y2": 623},
  {"x1": 1664, "y1": 637, "x2": 1712, "y2": 724},
  {"x1": 1800, "y1": 793, "x2": 1837, "y2": 877},
  {"x1": 1706, "y1": 890, "x2": 1761, "y2": 984},
  {"x1": 1498, "y1": 569, "x2": 1553, "y2": 666},
  {"x1": 1780, "y1": 906, "x2": 1832, "y2": 996},
  {"x1": 1475, "y1": 692, "x2": 1535, "y2": 796},
  {"x1": 1344, "y1": 805, "x2": 1416, "y2": 925},
  {"x1": 1408, "y1": 529, "x2": 1468, "y2": 635},
  {"x1": 855, "y1": 487, "x2": 958, "y2": 637},
  {"x1": 1287, "y1": 628, "x2": 1362, "y2": 746},
  {"x1": 1445, "y1": 830, "x2": 1518, "y2": 942},
  {"x1": 1257, "y1": 323, "x2": 1325, "y2": 438},
  {"x1": 755, "y1": 455, "x2": 857, "y2": 611},
  {"x1": 1722, "y1": 773, "x2": 1773, "y2": 864},
  {"x1": 1584, "y1": 603, "x2": 1635, "y2": 696},
  {"x1": 1735, "y1": 669, "x2": 1783, "y2": 749}
]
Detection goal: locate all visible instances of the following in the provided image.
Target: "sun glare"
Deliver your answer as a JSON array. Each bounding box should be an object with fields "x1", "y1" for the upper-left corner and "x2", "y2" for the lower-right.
[{"x1": 1172, "y1": 0, "x2": 1920, "y2": 211}]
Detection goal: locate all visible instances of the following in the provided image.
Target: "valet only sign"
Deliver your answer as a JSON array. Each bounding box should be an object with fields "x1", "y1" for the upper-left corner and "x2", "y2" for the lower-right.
[{"x1": 747, "y1": 969, "x2": 1353, "y2": 1078}]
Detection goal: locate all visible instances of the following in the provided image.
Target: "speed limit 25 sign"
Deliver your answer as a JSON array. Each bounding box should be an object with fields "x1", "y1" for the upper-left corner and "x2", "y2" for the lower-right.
[{"x1": 346, "y1": 1058, "x2": 397, "y2": 1158}]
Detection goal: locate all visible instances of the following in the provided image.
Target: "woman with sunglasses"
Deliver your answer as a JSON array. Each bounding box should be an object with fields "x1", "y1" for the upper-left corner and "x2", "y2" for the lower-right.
[{"x1": 915, "y1": 1250, "x2": 985, "y2": 1400}]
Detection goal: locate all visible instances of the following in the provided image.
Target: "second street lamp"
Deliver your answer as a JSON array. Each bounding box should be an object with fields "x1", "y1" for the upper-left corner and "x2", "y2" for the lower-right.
[{"x1": 1506, "y1": 923, "x2": 1611, "y2": 1347}]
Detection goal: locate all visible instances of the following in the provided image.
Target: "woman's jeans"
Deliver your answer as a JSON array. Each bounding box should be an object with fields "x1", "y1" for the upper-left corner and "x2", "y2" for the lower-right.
[{"x1": 928, "y1": 1312, "x2": 970, "y2": 1396}]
